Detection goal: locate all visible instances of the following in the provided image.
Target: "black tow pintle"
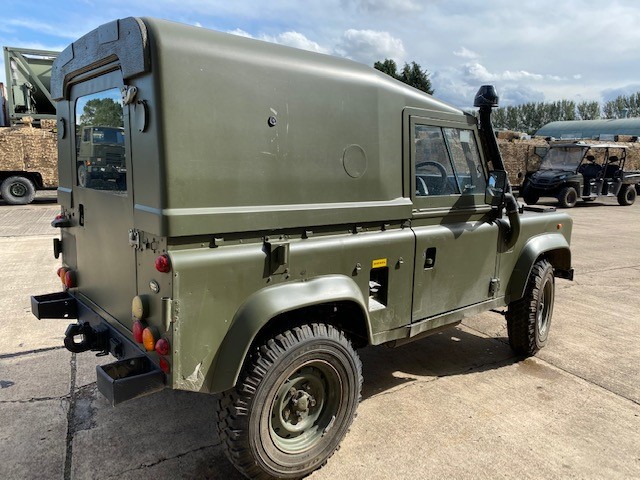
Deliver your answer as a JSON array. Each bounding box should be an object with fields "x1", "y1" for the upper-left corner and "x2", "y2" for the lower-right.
[{"x1": 64, "y1": 322, "x2": 109, "y2": 353}]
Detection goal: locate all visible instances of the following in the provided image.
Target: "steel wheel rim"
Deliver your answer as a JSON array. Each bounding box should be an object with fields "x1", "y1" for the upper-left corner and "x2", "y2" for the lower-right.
[
  {"x1": 9, "y1": 182, "x2": 26, "y2": 197},
  {"x1": 537, "y1": 278, "x2": 553, "y2": 336},
  {"x1": 269, "y1": 360, "x2": 342, "y2": 454}
]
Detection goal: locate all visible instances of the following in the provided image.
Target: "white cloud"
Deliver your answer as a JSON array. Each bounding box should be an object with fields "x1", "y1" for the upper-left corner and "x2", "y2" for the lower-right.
[
  {"x1": 345, "y1": 0, "x2": 423, "y2": 13},
  {"x1": 453, "y1": 47, "x2": 479, "y2": 60},
  {"x1": 335, "y1": 29, "x2": 405, "y2": 64},
  {"x1": 273, "y1": 31, "x2": 330, "y2": 54},
  {"x1": 227, "y1": 29, "x2": 329, "y2": 54}
]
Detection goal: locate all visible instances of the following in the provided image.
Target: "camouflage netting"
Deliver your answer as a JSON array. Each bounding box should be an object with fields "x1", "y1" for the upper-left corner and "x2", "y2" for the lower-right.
[
  {"x1": 498, "y1": 135, "x2": 640, "y2": 186},
  {"x1": 0, "y1": 119, "x2": 58, "y2": 187}
]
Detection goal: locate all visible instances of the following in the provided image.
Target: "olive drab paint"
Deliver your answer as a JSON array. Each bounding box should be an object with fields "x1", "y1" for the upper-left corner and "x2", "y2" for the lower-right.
[{"x1": 33, "y1": 16, "x2": 573, "y2": 479}]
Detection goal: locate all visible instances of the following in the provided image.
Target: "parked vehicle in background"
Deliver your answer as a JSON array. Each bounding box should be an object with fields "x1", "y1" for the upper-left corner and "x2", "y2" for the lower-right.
[
  {"x1": 32, "y1": 18, "x2": 574, "y2": 480},
  {"x1": 76, "y1": 126, "x2": 126, "y2": 190},
  {"x1": 521, "y1": 142, "x2": 640, "y2": 207},
  {"x1": 0, "y1": 46, "x2": 59, "y2": 204}
]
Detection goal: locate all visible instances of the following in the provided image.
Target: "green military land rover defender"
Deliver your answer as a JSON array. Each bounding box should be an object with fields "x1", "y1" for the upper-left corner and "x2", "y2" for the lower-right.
[{"x1": 32, "y1": 18, "x2": 573, "y2": 480}]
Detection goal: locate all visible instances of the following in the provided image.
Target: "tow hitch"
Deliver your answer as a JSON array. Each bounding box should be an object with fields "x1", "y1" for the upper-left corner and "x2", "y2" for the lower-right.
[{"x1": 64, "y1": 322, "x2": 109, "y2": 354}]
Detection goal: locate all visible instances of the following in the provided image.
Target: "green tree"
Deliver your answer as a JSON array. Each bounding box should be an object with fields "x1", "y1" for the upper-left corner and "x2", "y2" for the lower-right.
[
  {"x1": 577, "y1": 101, "x2": 600, "y2": 120},
  {"x1": 374, "y1": 58, "x2": 434, "y2": 95},
  {"x1": 80, "y1": 98, "x2": 123, "y2": 127},
  {"x1": 373, "y1": 59, "x2": 400, "y2": 80}
]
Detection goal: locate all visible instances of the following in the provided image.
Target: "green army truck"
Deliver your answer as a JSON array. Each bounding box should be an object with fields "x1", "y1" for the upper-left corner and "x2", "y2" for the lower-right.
[
  {"x1": 32, "y1": 18, "x2": 573, "y2": 480},
  {"x1": 76, "y1": 125, "x2": 126, "y2": 190}
]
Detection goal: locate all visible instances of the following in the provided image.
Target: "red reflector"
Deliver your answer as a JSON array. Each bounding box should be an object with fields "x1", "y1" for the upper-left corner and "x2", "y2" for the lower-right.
[
  {"x1": 155, "y1": 254, "x2": 171, "y2": 273},
  {"x1": 155, "y1": 338, "x2": 170, "y2": 356},
  {"x1": 55, "y1": 214, "x2": 64, "y2": 220},
  {"x1": 57, "y1": 267, "x2": 66, "y2": 279},
  {"x1": 132, "y1": 321, "x2": 144, "y2": 343},
  {"x1": 159, "y1": 357, "x2": 170, "y2": 374},
  {"x1": 64, "y1": 270, "x2": 76, "y2": 288}
]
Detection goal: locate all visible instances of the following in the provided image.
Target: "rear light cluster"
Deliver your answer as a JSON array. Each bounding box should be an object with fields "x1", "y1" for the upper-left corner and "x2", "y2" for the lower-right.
[
  {"x1": 56, "y1": 267, "x2": 76, "y2": 288},
  {"x1": 132, "y1": 295, "x2": 171, "y2": 374}
]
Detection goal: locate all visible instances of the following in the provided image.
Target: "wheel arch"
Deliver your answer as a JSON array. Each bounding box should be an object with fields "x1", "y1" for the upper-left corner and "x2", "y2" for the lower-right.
[
  {"x1": 506, "y1": 233, "x2": 571, "y2": 303},
  {"x1": 208, "y1": 274, "x2": 371, "y2": 393}
]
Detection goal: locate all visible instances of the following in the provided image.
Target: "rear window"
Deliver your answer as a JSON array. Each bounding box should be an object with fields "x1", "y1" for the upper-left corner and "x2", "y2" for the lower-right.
[{"x1": 75, "y1": 88, "x2": 127, "y2": 193}]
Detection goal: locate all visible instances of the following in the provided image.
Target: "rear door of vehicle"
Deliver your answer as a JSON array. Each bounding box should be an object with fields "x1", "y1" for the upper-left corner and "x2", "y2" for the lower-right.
[{"x1": 70, "y1": 70, "x2": 136, "y2": 327}]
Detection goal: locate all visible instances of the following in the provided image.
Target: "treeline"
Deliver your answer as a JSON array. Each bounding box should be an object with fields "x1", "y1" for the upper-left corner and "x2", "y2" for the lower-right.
[{"x1": 492, "y1": 92, "x2": 640, "y2": 134}]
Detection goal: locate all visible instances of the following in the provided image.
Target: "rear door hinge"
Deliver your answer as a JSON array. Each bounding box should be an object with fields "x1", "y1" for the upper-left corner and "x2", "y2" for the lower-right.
[
  {"x1": 128, "y1": 229, "x2": 142, "y2": 250},
  {"x1": 489, "y1": 277, "x2": 500, "y2": 296}
]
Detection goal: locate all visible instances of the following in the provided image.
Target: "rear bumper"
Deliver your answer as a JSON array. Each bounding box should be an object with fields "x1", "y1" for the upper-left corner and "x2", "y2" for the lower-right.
[{"x1": 31, "y1": 291, "x2": 165, "y2": 405}]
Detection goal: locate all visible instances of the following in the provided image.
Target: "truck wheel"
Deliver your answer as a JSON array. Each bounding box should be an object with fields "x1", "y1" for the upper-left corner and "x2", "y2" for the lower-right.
[
  {"x1": 506, "y1": 259, "x2": 555, "y2": 356},
  {"x1": 215, "y1": 323, "x2": 362, "y2": 479},
  {"x1": 557, "y1": 186, "x2": 577, "y2": 208},
  {"x1": 521, "y1": 186, "x2": 540, "y2": 205},
  {"x1": 0, "y1": 176, "x2": 36, "y2": 205},
  {"x1": 617, "y1": 185, "x2": 636, "y2": 206}
]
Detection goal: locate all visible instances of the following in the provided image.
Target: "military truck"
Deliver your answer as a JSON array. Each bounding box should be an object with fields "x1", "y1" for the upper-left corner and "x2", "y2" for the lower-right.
[
  {"x1": 521, "y1": 142, "x2": 640, "y2": 207},
  {"x1": 31, "y1": 18, "x2": 573, "y2": 480},
  {"x1": 76, "y1": 125, "x2": 126, "y2": 189},
  {"x1": 0, "y1": 46, "x2": 60, "y2": 205}
]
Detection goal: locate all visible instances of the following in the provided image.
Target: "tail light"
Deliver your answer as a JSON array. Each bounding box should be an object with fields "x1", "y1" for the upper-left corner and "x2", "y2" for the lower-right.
[
  {"x1": 155, "y1": 338, "x2": 170, "y2": 356},
  {"x1": 57, "y1": 267, "x2": 67, "y2": 280},
  {"x1": 159, "y1": 357, "x2": 171, "y2": 374},
  {"x1": 131, "y1": 296, "x2": 148, "y2": 320},
  {"x1": 63, "y1": 270, "x2": 76, "y2": 288},
  {"x1": 155, "y1": 254, "x2": 171, "y2": 273},
  {"x1": 132, "y1": 321, "x2": 144, "y2": 343},
  {"x1": 142, "y1": 327, "x2": 159, "y2": 352}
]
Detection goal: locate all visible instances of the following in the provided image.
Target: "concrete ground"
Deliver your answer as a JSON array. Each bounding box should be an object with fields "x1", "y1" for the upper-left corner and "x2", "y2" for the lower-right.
[{"x1": 0, "y1": 194, "x2": 638, "y2": 480}]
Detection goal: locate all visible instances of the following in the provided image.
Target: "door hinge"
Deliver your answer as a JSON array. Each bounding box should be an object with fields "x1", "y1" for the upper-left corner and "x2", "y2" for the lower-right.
[
  {"x1": 128, "y1": 229, "x2": 142, "y2": 250},
  {"x1": 489, "y1": 277, "x2": 500, "y2": 296}
]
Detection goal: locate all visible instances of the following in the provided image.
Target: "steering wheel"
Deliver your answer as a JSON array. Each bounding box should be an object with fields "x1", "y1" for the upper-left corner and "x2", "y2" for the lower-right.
[{"x1": 416, "y1": 161, "x2": 448, "y2": 194}]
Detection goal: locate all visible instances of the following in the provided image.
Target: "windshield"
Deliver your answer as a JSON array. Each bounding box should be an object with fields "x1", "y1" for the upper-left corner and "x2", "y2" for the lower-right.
[
  {"x1": 91, "y1": 127, "x2": 125, "y2": 145},
  {"x1": 540, "y1": 147, "x2": 587, "y2": 170}
]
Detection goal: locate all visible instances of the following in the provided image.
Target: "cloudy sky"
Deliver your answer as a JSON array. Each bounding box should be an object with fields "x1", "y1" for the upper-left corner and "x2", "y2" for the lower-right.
[{"x1": 2, "y1": 0, "x2": 640, "y2": 108}]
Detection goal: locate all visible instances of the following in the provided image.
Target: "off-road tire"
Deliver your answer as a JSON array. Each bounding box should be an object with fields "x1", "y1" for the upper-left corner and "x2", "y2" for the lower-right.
[
  {"x1": 617, "y1": 184, "x2": 636, "y2": 206},
  {"x1": 506, "y1": 259, "x2": 555, "y2": 356},
  {"x1": 0, "y1": 176, "x2": 36, "y2": 205},
  {"x1": 215, "y1": 323, "x2": 362, "y2": 480},
  {"x1": 521, "y1": 186, "x2": 540, "y2": 206},
  {"x1": 557, "y1": 186, "x2": 578, "y2": 208}
]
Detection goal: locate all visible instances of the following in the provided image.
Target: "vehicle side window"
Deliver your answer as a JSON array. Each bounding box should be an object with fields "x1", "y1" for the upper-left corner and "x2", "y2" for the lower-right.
[
  {"x1": 443, "y1": 128, "x2": 487, "y2": 195},
  {"x1": 414, "y1": 125, "x2": 460, "y2": 196},
  {"x1": 74, "y1": 88, "x2": 127, "y2": 193}
]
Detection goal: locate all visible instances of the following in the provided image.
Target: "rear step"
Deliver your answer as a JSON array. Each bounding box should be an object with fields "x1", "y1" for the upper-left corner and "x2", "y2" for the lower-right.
[{"x1": 97, "y1": 356, "x2": 165, "y2": 406}]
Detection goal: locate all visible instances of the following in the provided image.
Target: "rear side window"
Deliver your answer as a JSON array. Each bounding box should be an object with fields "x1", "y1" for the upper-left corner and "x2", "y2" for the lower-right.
[
  {"x1": 75, "y1": 88, "x2": 127, "y2": 193},
  {"x1": 414, "y1": 125, "x2": 485, "y2": 197}
]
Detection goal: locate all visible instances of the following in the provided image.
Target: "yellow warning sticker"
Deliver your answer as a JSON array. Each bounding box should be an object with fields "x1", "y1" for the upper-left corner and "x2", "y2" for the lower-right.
[{"x1": 371, "y1": 258, "x2": 387, "y2": 269}]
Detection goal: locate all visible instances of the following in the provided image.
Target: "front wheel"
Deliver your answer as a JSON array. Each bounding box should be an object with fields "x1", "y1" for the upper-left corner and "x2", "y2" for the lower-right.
[
  {"x1": 215, "y1": 323, "x2": 362, "y2": 479},
  {"x1": 506, "y1": 259, "x2": 555, "y2": 356},
  {"x1": 617, "y1": 184, "x2": 636, "y2": 206},
  {"x1": 521, "y1": 186, "x2": 540, "y2": 205},
  {"x1": 0, "y1": 176, "x2": 36, "y2": 205},
  {"x1": 557, "y1": 186, "x2": 578, "y2": 208}
]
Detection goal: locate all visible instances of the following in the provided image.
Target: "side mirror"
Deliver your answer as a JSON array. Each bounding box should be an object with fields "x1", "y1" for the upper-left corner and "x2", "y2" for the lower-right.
[{"x1": 485, "y1": 170, "x2": 507, "y2": 207}]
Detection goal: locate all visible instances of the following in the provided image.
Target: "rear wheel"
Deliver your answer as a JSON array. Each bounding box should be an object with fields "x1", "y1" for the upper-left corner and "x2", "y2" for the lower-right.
[
  {"x1": 0, "y1": 176, "x2": 36, "y2": 205},
  {"x1": 557, "y1": 186, "x2": 578, "y2": 208},
  {"x1": 617, "y1": 184, "x2": 636, "y2": 206},
  {"x1": 215, "y1": 323, "x2": 362, "y2": 479},
  {"x1": 521, "y1": 186, "x2": 540, "y2": 205},
  {"x1": 506, "y1": 259, "x2": 555, "y2": 356}
]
